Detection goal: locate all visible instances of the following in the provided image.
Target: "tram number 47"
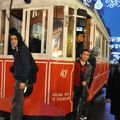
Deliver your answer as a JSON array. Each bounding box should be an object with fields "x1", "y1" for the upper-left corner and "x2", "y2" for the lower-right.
[{"x1": 60, "y1": 70, "x2": 68, "y2": 78}]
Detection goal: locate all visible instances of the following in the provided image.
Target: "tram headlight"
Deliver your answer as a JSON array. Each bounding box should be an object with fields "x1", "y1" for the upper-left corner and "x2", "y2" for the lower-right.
[{"x1": 24, "y1": 0, "x2": 31, "y2": 4}]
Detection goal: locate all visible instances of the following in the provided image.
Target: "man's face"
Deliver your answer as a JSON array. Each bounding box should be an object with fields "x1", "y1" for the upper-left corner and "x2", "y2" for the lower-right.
[
  {"x1": 81, "y1": 51, "x2": 90, "y2": 62},
  {"x1": 76, "y1": 34, "x2": 84, "y2": 43},
  {"x1": 10, "y1": 35, "x2": 18, "y2": 49}
]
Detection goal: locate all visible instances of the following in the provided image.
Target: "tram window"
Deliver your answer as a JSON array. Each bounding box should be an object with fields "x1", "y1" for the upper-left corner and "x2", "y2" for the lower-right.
[
  {"x1": 106, "y1": 42, "x2": 108, "y2": 59},
  {"x1": 95, "y1": 28, "x2": 101, "y2": 60},
  {"x1": 67, "y1": 8, "x2": 74, "y2": 57},
  {"x1": 95, "y1": 29, "x2": 101, "y2": 48},
  {"x1": 0, "y1": 10, "x2": 6, "y2": 55},
  {"x1": 29, "y1": 10, "x2": 48, "y2": 54},
  {"x1": 102, "y1": 37, "x2": 106, "y2": 59},
  {"x1": 8, "y1": 9, "x2": 23, "y2": 55},
  {"x1": 52, "y1": 6, "x2": 64, "y2": 57}
]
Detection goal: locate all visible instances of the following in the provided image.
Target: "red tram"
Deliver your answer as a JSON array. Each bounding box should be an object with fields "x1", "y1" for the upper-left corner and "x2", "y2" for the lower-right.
[{"x1": 0, "y1": 0, "x2": 109, "y2": 119}]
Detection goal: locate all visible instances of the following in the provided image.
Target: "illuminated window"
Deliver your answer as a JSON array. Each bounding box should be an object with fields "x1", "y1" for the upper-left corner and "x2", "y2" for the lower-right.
[
  {"x1": 102, "y1": 36, "x2": 106, "y2": 59},
  {"x1": 95, "y1": 28, "x2": 101, "y2": 48},
  {"x1": 106, "y1": 41, "x2": 108, "y2": 59},
  {"x1": 95, "y1": 27, "x2": 102, "y2": 60},
  {"x1": 52, "y1": 6, "x2": 64, "y2": 57},
  {"x1": 67, "y1": 8, "x2": 74, "y2": 57},
  {"x1": 29, "y1": 10, "x2": 48, "y2": 53},
  {"x1": 0, "y1": 10, "x2": 6, "y2": 55}
]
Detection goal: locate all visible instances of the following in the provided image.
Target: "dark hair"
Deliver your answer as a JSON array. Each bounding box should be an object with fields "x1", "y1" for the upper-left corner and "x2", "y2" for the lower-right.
[
  {"x1": 9, "y1": 28, "x2": 18, "y2": 34},
  {"x1": 81, "y1": 49, "x2": 90, "y2": 54},
  {"x1": 76, "y1": 31, "x2": 84, "y2": 37},
  {"x1": 9, "y1": 28, "x2": 23, "y2": 49}
]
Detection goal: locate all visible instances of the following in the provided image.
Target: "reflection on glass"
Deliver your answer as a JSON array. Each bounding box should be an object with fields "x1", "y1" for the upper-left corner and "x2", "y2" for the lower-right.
[
  {"x1": 67, "y1": 8, "x2": 74, "y2": 57},
  {"x1": 52, "y1": 6, "x2": 64, "y2": 57},
  {"x1": 102, "y1": 37, "x2": 106, "y2": 58},
  {"x1": 95, "y1": 28, "x2": 101, "y2": 60},
  {"x1": 95, "y1": 29, "x2": 101, "y2": 48},
  {"x1": 29, "y1": 10, "x2": 48, "y2": 53},
  {"x1": 67, "y1": 17, "x2": 74, "y2": 57},
  {"x1": 0, "y1": 10, "x2": 6, "y2": 55},
  {"x1": 52, "y1": 20, "x2": 63, "y2": 57},
  {"x1": 106, "y1": 42, "x2": 108, "y2": 59}
]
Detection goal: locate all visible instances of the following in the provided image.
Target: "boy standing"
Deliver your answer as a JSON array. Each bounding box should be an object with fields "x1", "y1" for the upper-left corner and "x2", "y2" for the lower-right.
[{"x1": 73, "y1": 49, "x2": 92, "y2": 120}]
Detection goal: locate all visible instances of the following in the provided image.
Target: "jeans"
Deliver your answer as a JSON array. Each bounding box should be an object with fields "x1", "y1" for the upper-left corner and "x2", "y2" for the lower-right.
[
  {"x1": 73, "y1": 86, "x2": 88, "y2": 117},
  {"x1": 11, "y1": 81, "x2": 24, "y2": 120}
]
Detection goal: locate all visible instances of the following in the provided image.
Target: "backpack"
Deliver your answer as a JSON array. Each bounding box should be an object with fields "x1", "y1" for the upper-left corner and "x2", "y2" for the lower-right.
[
  {"x1": 28, "y1": 53, "x2": 39, "y2": 85},
  {"x1": 24, "y1": 53, "x2": 38, "y2": 97}
]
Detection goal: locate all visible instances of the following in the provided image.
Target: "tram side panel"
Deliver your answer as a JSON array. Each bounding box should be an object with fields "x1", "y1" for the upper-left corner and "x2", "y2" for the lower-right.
[
  {"x1": 4, "y1": 60, "x2": 15, "y2": 98},
  {"x1": 88, "y1": 61, "x2": 109, "y2": 100},
  {"x1": 48, "y1": 62, "x2": 74, "y2": 114},
  {"x1": 24, "y1": 61, "x2": 47, "y2": 101},
  {"x1": 0, "y1": 60, "x2": 48, "y2": 115},
  {"x1": 23, "y1": 61, "x2": 48, "y2": 115}
]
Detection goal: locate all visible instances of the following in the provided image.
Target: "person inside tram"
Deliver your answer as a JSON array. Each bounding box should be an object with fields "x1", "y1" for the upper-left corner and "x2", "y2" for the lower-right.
[
  {"x1": 88, "y1": 46, "x2": 100, "y2": 88},
  {"x1": 29, "y1": 37, "x2": 41, "y2": 53},
  {"x1": 76, "y1": 31, "x2": 84, "y2": 59},
  {"x1": 73, "y1": 49, "x2": 92, "y2": 120},
  {"x1": 106, "y1": 58, "x2": 120, "y2": 120},
  {"x1": 9, "y1": 28, "x2": 31, "y2": 120}
]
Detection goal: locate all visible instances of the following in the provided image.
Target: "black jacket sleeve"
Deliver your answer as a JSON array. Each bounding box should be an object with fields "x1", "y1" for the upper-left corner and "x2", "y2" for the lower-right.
[
  {"x1": 106, "y1": 69, "x2": 113, "y2": 99},
  {"x1": 88, "y1": 57, "x2": 96, "y2": 88},
  {"x1": 19, "y1": 46, "x2": 31, "y2": 83}
]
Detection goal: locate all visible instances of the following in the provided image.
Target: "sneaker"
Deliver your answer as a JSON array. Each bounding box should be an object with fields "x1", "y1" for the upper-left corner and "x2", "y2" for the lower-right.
[{"x1": 80, "y1": 115, "x2": 87, "y2": 120}]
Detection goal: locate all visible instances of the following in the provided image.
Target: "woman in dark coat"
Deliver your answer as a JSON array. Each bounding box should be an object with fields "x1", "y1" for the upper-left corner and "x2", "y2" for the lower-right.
[{"x1": 106, "y1": 59, "x2": 120, "y2": 120}]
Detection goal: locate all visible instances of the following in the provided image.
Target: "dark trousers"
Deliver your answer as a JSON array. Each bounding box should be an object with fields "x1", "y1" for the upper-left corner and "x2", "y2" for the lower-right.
[
  {"x1": 11, "y1": 81, "x2": 24, "y2": 120},
  {"x1": 73, "y1": 87, "x2": 88, "y2": 117},
  {"x1": 115, "y1": 115, "x2": 120, "y2": 120},
  {"x1": 73, "y1": 87, "x2": 82, "y2": 116}
]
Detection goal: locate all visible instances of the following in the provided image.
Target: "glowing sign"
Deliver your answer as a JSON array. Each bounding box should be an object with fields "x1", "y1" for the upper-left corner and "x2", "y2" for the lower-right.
[
  {"x1": 81, "y1": 0, "x2": 120, "y2": 9},
  {"x1": 94, "y1": 0, "x2": 103, "y2": 10},
  {"x1": 110, "y1": 37, "x2": 120, "y2": 64},
  {"x1": 105, "y1": 0, "x2": 120, "y2": 8},
  {"x1": 82, "y1": 0, "x2": 104, "y2": 9},
  {"x1": 82, "y1": 0, "x2": 92, "y2": 6}
]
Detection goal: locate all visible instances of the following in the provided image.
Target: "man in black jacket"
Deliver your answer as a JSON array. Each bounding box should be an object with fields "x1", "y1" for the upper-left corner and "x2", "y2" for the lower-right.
[
  {"x1": 106, "y1": 59, "x2": 120, "y2": 120},
  {"x1": 9, "y1": 28, "x2": 31, "y2": 120}
]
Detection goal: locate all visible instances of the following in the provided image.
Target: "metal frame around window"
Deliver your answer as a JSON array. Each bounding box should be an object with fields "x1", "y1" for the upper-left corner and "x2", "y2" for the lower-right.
[{"x1": 22, "y1": 7, "x2": 50, "y2": 59}]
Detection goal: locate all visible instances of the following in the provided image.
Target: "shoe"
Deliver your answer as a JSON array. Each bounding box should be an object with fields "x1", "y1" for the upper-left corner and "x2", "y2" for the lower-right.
[{"x1": 80, "y1": 115, "x2": 87, "y2": 120}]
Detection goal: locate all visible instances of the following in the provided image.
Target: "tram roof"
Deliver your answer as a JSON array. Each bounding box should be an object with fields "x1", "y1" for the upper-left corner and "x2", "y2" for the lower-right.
[
  {"x1": 0, "y1": 0, "x2": 110, "y2": 39},
  {"x1": 0, "y1": 0, "x2": 96, "y2": 12}
]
